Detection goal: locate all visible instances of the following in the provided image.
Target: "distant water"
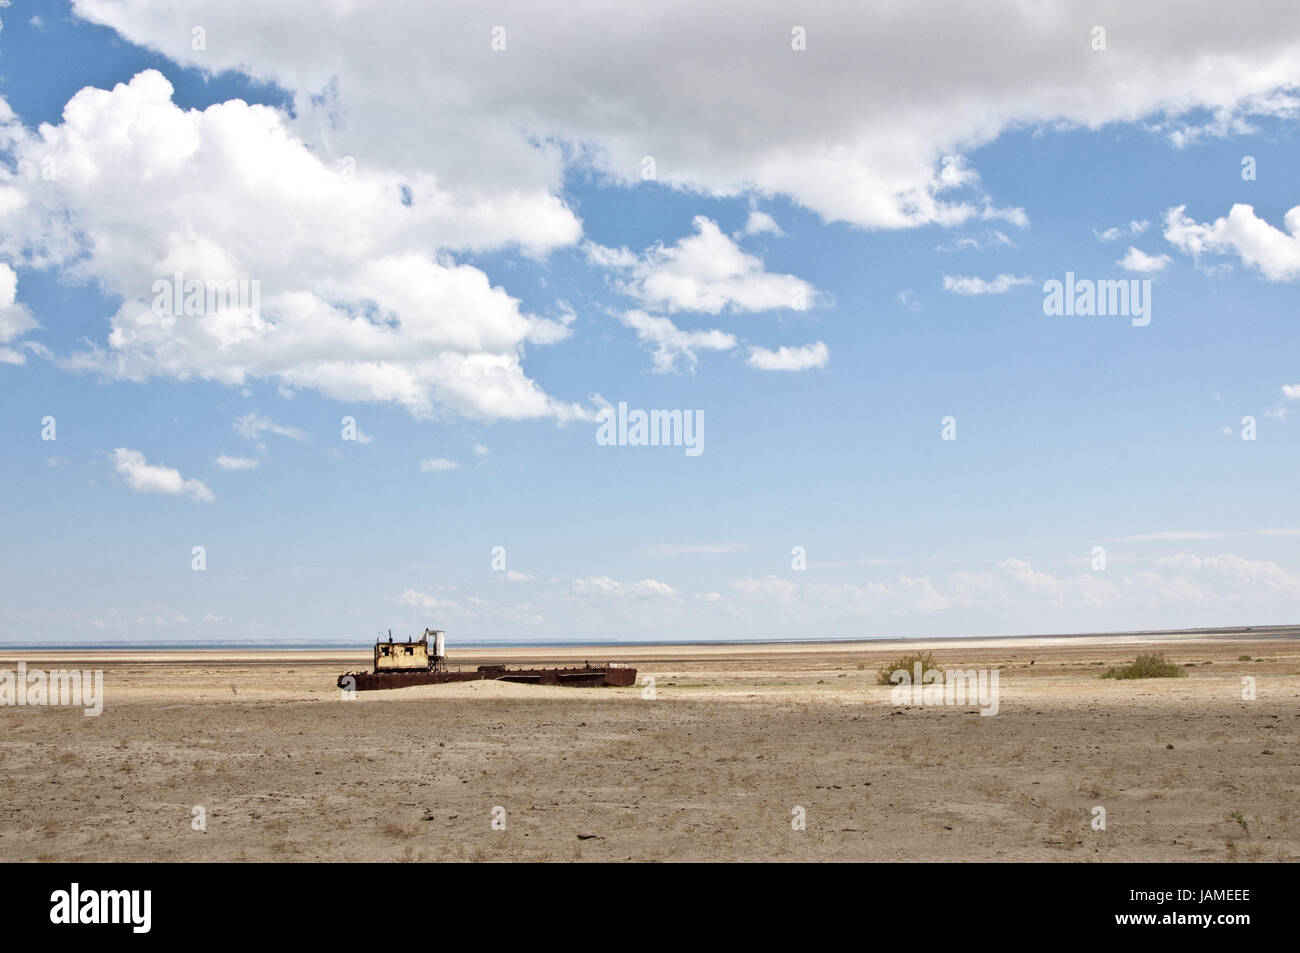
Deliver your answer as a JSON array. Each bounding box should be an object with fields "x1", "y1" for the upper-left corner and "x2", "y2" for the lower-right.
[{"x1": 0, "y1": 636, "x2": 897, "y2": 651}]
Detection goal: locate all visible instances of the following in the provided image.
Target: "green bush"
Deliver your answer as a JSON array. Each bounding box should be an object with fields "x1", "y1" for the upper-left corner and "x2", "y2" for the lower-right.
[
  {"x1": 876, "y1": 651, "x2": 939, "y2": 686},
  {"x1": 1100, "y1": 653, "x2": 1185, "y2": 680}
]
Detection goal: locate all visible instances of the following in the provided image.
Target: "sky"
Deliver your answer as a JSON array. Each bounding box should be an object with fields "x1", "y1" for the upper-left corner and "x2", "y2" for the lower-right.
[{"x1": 1, "y1": 1, "x2": 1299, "y2": 643}]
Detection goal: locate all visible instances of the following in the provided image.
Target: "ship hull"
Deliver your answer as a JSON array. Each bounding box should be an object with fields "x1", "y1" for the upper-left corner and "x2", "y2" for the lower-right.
[{"x1": 337, "y1": 664, "x2": 636, "y2": 691}]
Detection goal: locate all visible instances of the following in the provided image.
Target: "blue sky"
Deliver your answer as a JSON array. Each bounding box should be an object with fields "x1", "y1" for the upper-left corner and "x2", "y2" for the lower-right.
[{"x1": 2, "y1": 2, "x2": 1299, "y2": 642}]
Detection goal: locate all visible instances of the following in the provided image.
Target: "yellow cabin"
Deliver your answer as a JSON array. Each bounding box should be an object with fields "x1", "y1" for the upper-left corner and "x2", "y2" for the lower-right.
[{"x1": 373, "y1": 629, "x2": 444, "y2": 672}]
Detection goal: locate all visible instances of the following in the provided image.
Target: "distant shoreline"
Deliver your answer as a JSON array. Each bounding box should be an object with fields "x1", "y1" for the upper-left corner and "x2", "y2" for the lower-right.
[{"x1": 2, "y1": 622, "x2": 1296, "y2": 651}]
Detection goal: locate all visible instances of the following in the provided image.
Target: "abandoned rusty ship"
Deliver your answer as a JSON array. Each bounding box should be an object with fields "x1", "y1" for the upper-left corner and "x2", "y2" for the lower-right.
[{"x1": 337, "y1": 628, "x2": 637, "y2": 691}]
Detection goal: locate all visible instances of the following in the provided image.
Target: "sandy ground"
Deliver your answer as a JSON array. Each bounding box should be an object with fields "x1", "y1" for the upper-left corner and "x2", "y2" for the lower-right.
[{"x1": 1, "y1": 632, "x2": 1296, "y2": 862}]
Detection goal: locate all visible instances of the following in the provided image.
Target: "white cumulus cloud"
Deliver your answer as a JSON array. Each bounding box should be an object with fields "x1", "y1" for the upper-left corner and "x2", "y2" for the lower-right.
[
  {"x1": 942, "y1": 274, "x2": 1032, "y2": 295},
  {"x1": 587, "y1": 216, "x2": 817, "y2": 314},
  {"x1": 1164, "y1": 203, "x2": 1300, "y2": 281},
  {"x1": 1117, "y1": 246, "x2": 1172, "y2": 273},
  {"x1": 65, "y1": 1, "x2": 1300, "y2": 233},
  {"x1": 742, "y1": 210, "x2": 783, "y2": 236},
  {"x1": 0, "y1": 71, "x2": 586, "y2": 422},
  {"x1": 618, "y1": 309, "x2": 736, "y2": 373},
  {"x1": 214, "y1": 454, "x2": 259, "y2": 471},
  {"x1": 234, "y1": 412, "x2": 306, "y2": 443},
  {"x1": 0, "y1": 262, "x2": 37, "y2": 364},
  {"x1": 746, "y1": 340, "x2": 829, "y2": 371},
  {"x1": 570, "y1": 576, "x2": 678, "y2": 598},
  {"x1": 111, "y1": 447, "x2": 214, "y2": 502},
  {"x1": 1093, "y1": 220, "x2": 1149, "y2": 242}
]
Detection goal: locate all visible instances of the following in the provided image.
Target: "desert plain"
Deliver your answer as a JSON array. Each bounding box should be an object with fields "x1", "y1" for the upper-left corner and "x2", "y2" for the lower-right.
[{"x1": 1, "y1": 628, "x2": 1296, "y2": 862}]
